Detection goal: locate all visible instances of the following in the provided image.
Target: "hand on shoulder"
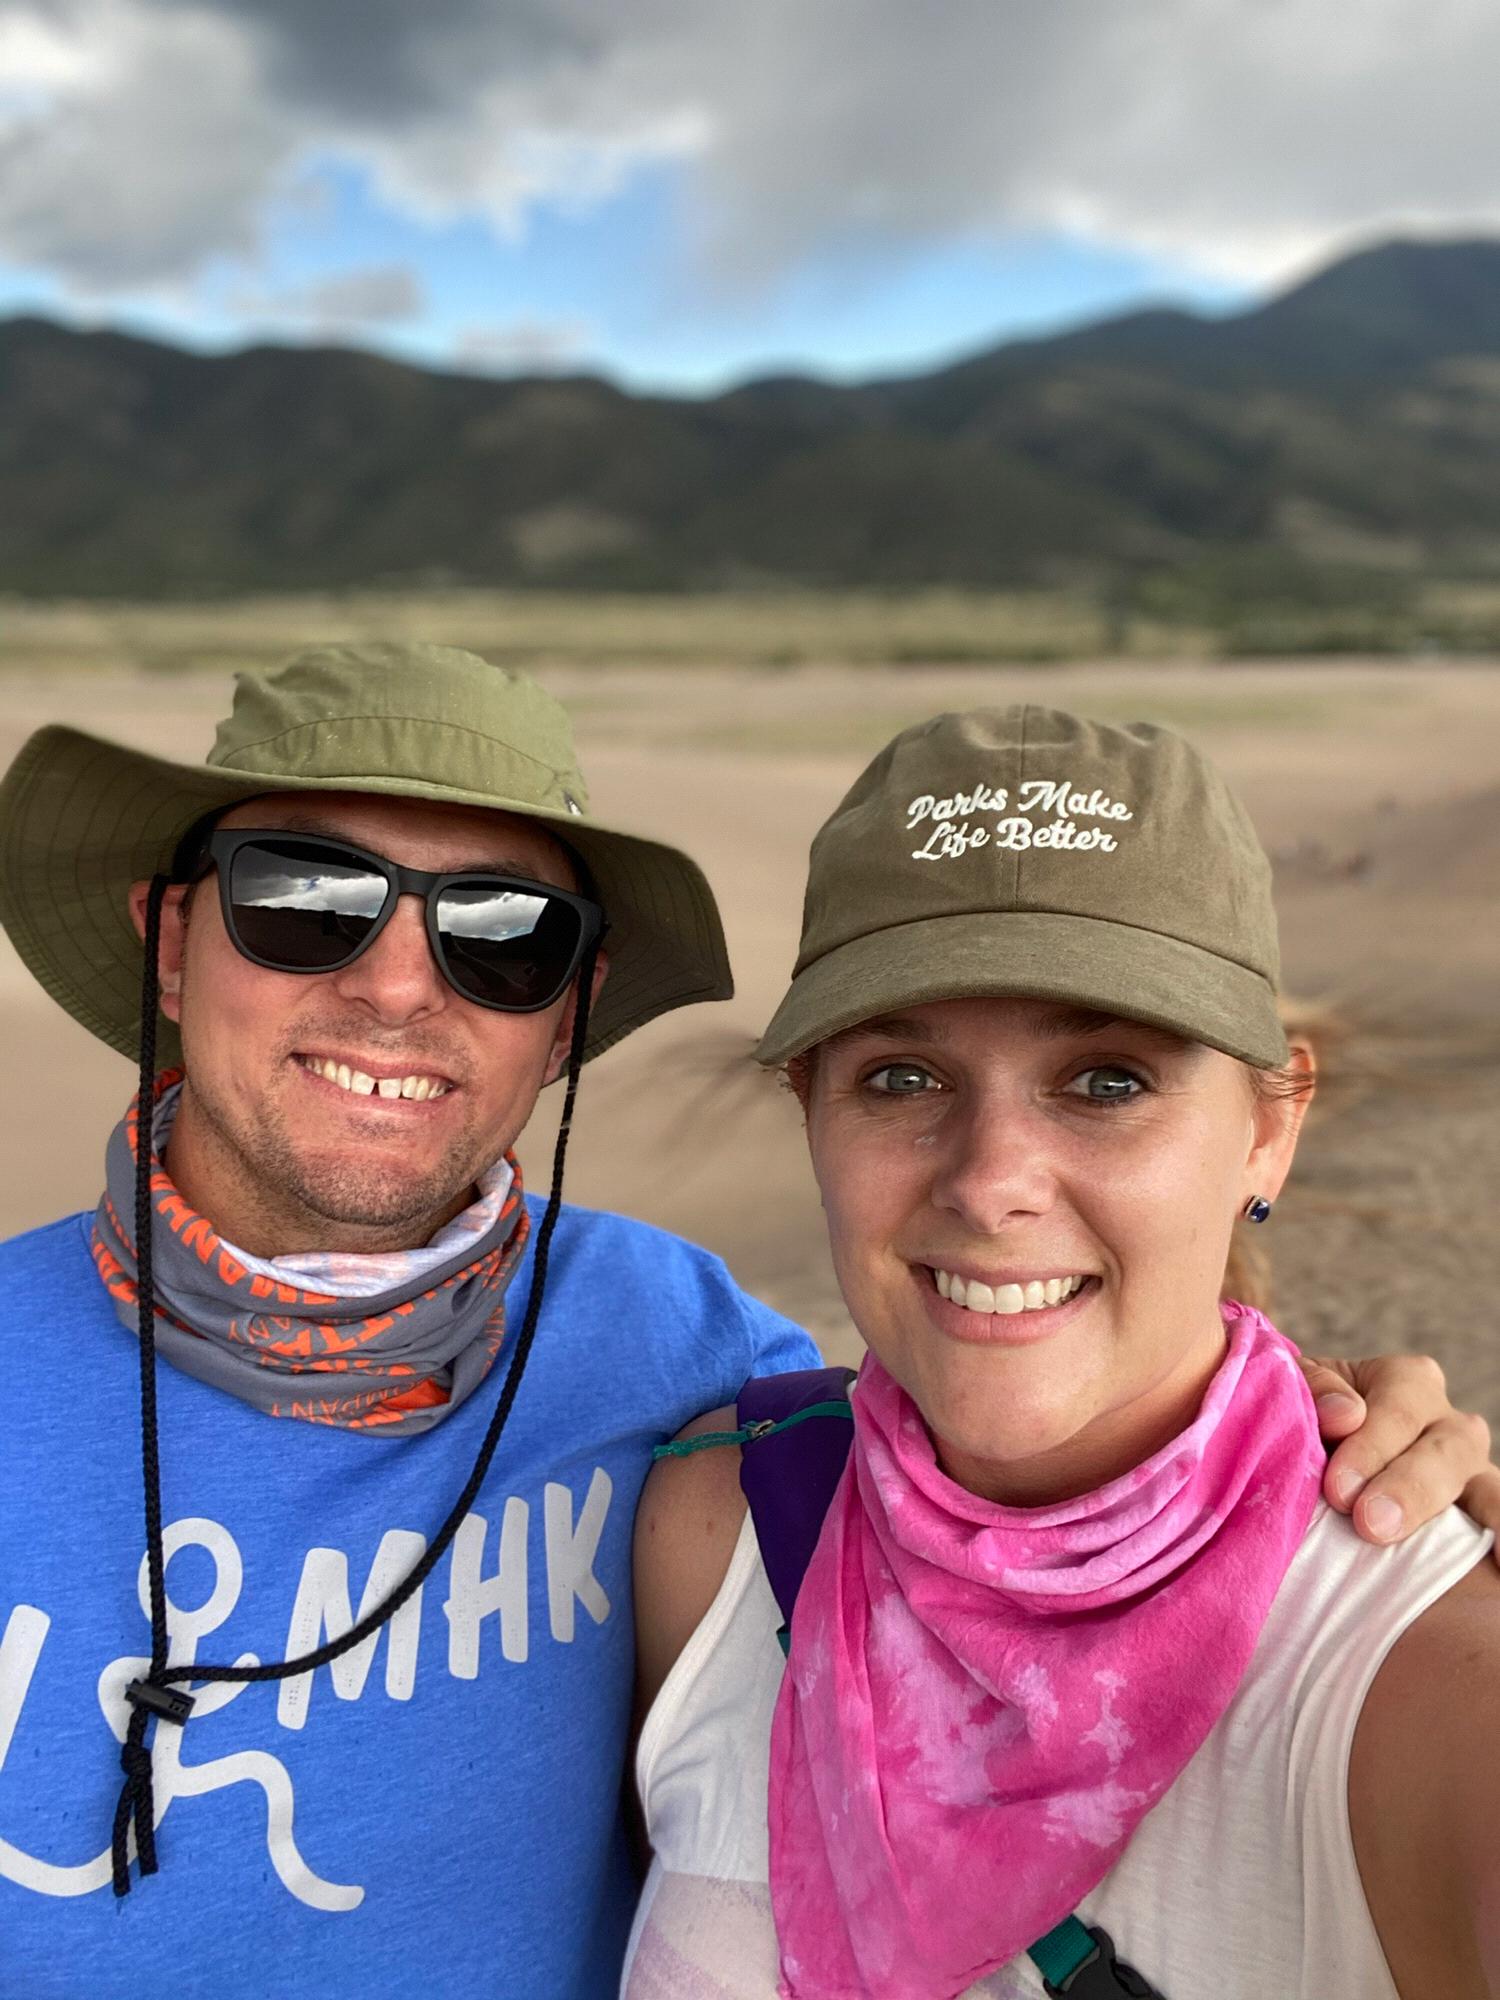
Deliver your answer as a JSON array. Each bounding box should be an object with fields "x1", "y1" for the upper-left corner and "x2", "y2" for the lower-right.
[
  {"x1": 1298, "y1": 1349, "x2": 1499, "y2": 1564},
  {"x1": 633, "y1": 1407, "x2": 750, "y2": 1726}
]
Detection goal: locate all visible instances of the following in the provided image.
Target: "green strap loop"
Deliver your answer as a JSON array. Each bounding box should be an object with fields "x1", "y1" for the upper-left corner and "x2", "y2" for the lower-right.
[
  {"x1": 1027, "y1": 1914, "x2": 1101, "y2": 1986},
  {"x1": 651, "y1": 1399, "x2": 854, "y2": 1459}
]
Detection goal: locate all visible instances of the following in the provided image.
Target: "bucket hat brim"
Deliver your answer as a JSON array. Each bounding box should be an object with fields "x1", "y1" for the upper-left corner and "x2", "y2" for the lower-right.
[
  {"x1": 0, "y1": 724, "x2": 731, "y2": 1067},
  {"x1": 754, "y1": 909, "x2": 1289, "y2": 1071}
]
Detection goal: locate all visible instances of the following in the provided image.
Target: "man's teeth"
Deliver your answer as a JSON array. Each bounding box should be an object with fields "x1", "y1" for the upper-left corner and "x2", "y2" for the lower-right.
[
  {"x1": 934, "y1": 1270, "x2": 1088, "y2": 1315},
  {"x1": 301, "y1": 1055, "x2": 451, "y2": 1101}
]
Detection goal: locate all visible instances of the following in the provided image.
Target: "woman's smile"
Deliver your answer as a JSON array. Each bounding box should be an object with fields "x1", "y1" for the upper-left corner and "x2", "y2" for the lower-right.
[{"x1": 918, "y1": 1264, "x2": 1102, "y2": 1346}]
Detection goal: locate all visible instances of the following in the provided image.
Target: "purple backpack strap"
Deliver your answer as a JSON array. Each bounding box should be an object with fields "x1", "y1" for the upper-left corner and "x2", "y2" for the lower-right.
[{"x1": 737, "y1": 1366, "x2": 856, "y2": 1637}]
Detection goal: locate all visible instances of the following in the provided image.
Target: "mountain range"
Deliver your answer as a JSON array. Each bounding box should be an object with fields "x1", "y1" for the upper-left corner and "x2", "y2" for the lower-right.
[{"x1": 6, "y1": 238, "x2": 1500, "y2": 600}]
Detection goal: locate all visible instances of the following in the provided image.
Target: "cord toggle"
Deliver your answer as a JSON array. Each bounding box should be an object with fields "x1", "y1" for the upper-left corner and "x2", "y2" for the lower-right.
[{"x1": 125, "y1": 1679, "x2": 195, "y2": 1726}]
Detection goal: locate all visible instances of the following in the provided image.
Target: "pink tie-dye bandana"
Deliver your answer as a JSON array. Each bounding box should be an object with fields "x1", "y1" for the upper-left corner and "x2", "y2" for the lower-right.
[{"x1": 767, "y1": 1302, "x2": 1324, "y2": 1999}]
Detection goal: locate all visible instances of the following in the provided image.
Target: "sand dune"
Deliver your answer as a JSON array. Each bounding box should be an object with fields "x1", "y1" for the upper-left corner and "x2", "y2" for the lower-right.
[{"x1": 1, "y1": 656, "x2": 1497, "y2": 1425}]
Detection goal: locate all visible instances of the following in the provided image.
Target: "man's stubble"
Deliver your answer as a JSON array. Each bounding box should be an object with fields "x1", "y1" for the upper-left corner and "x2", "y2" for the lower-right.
[{"x1": 174, "y1": 987, "x2": 504, "y2": 1249}]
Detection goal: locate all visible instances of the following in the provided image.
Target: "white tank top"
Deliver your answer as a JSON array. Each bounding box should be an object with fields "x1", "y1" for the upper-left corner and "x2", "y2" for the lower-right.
[{"x1": 623, "y1": 1499, "x2": 1490, "y2": 1999}]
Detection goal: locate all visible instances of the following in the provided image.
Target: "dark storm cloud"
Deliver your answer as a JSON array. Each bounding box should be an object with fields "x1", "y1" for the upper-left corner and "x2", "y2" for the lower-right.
[
  {"x1": 3, "y1": 0, "x2": 1499, "y2": 296},
  {"x1": 139, "y1": 0, "x2": 607, "y2": 122}
]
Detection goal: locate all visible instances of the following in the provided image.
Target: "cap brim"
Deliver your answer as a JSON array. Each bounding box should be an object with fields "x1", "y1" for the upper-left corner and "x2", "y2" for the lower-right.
[
  {"x1": 754, "y1": 909, "x2": 1289, "y2": 1069},
  {"x1": 0, "y1": 725, "x2": 731, "y2": 1066}
]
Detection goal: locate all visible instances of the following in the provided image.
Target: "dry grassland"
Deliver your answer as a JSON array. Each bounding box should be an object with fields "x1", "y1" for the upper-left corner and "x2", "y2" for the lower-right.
[{"x1": 2, "y1": 596, "x2": 1497, "y2": 1426}]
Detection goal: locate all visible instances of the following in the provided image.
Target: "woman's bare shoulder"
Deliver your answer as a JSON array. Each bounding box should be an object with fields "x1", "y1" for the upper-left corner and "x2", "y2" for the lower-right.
[
  {"x1": 632, "y1": 1406, "x2": 751, "y2": 1721},
  {"x1": 1348, "y1": 1555, "x2": 1500, "y2": 2000}
]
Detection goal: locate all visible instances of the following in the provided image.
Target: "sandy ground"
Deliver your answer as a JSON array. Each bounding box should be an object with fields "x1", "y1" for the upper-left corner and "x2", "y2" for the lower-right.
[{"x1": 1, "y1": 656, "x2": 1497, "y2": 1426}]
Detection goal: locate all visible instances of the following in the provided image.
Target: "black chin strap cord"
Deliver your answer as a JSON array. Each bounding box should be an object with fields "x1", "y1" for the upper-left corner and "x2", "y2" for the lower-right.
[
  {"x1": 111, "y1": 904, "x2": 600, "y2": 1896},
  {"x1": 113, "y1": 874, "x2": 171, "y2": 1891}
]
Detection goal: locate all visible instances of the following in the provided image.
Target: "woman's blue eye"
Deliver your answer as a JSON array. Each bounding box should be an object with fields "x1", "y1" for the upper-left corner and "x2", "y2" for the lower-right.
[
  {"x1": 866, "y1": 1063, "x2": 936, "y2": 1095},
  {"x1": 1069, "y1": 1065, "x2": 1145, "y2": 1104}
]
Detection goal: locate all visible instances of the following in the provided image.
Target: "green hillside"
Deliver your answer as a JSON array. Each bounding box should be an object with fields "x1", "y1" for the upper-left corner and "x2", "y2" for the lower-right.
[{"x1": 7, "y1": 237, "x2": 1500, "y2": 624}]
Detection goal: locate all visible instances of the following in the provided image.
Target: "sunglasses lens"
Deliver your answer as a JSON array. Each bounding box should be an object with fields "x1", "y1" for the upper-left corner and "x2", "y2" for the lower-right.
[
  {"x1": 435, "y1": 884, "x2": 583, "y2": 1009},
  {"x1": 228, "y1": 840, "x2": 389, "y2": 970}
]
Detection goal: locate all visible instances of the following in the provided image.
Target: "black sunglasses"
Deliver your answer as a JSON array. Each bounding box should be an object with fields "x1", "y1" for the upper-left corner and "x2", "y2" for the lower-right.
[{"x1": 195, "y1": 829, "x2": 605, "y2": 1014}]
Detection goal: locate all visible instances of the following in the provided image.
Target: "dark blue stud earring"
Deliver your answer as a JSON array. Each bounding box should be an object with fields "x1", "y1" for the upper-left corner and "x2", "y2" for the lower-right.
[{"x1": 1242, "y1": 1196, "x2": 1273, "y2": 1225}]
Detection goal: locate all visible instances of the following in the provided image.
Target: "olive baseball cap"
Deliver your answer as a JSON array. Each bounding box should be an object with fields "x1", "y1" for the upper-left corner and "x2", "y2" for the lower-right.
[
  {"x1": 756, "y1": 704, "x2": 1288, "y2": 1069},
  {"x1": 0, "y1": 641, "x2": 732, "y2": 1067}
]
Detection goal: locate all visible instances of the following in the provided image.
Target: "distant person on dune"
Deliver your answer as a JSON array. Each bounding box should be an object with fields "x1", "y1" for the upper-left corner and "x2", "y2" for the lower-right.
[
  {"x1": 0, "y1": 651, "x2": 1494, "y2": 1999},
  {"x1": 629, "y1": 706, "x2": 1500, "y2": 2000}
]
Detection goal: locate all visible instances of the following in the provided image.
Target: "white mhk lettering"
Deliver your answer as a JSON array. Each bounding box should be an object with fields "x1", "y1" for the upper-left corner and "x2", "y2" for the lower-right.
[
  {"x1": 1, "y1": 1467, "x2": 615, "y2": 1909},
  {"x1": 445, "y1": 1495, "x2": 531, "y2": 1672},
  {"x1": 278, "y1": 1529, "x2": 428, "y2": 1729},
  {"x1": 545, "y1": 1470, "x2": 613, "y2": 1642},
  {"x1": 444, "y1": 1467, "x2": 613, "y2": 1672}
]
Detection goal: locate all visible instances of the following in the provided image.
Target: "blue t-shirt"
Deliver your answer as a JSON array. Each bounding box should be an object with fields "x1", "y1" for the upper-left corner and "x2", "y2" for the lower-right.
[{"x1": 0, "y1": 1201, "x2": 819, "y2": 1998}]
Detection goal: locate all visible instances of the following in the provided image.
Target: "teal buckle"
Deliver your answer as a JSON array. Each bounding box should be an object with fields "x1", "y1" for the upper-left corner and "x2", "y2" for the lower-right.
[{"x1": 1032, "y1": 1919, "x2": 1159, "y2": 1997}]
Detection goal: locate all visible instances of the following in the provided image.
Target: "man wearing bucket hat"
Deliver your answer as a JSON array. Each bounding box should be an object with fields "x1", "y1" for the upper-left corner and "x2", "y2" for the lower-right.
[
  {"x1": 628, "y1": 707, "x2": 1500, "y2": 2000},
  {"x1": 0, "y1": 665, "x2": 1490, "y2": 1999},
  {"x1": 0, "y1": 642, "x2": 820, "y2": 1999}
]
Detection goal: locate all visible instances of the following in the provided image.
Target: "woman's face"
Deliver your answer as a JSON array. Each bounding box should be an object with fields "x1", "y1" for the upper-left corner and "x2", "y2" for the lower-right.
[{"x1": 804, "y1": 995, "x2": 1311, "y2": 1503}]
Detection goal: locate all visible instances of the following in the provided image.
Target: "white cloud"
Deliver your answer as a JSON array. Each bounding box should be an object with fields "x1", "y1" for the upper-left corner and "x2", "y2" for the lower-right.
[
  {"x1": 232, "y1": 260, "x2": 425, "y2": 331},
  {"x1": 4, "y1": 0, "x2": 1500, "y2": 299},
  {"x1": 0, "y1": 0, "x2": 291, "y2": 289},
  {"x1": 452, "y1": 314, "x2": 595, "y2": 372}
]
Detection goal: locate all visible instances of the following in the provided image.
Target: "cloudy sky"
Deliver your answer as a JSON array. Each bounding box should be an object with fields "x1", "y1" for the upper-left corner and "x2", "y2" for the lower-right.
[{"x1": 3, "y1": 0, "x2": 1499, "y2": 391}]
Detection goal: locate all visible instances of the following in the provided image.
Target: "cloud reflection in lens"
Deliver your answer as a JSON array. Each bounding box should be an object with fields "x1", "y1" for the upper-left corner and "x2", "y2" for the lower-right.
[{"x1": 437, "y1": 887, "x2": 546, "y2": 943}]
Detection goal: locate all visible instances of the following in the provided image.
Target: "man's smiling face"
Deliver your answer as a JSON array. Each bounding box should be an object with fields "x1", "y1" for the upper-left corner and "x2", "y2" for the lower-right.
[{"x1": 136, "y1": 791, "x2": 587, "y2": 1257}]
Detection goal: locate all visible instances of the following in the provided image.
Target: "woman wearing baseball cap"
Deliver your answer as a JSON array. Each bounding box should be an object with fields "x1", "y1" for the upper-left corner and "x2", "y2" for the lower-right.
[{"x1": 626, "y1": 707, "x2": 1499, "y2": 1999}]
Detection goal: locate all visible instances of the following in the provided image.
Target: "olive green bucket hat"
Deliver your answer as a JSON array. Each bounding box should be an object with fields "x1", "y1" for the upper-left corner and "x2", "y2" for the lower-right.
[
  {"x1": 0, "y1": 640, "x2": 732, "y2": 1066},
  {"x1": 756, "y1": 704, "x2": 1288, "y2": 1069}
]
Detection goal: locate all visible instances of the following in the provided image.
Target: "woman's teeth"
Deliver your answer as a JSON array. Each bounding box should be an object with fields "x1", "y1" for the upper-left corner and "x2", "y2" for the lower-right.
[
  {"x1": 934, "y1": 1270, "x2": 1087, "y2": 1315},
  {"x1": 300, "y1": 1055, "x2": 451, "y2": 1101}
]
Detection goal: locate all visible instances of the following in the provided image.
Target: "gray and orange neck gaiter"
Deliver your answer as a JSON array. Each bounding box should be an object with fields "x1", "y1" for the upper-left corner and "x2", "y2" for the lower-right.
[{"x1": 92, "y1": 1070, "x2": 531, "y2": 1432}]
